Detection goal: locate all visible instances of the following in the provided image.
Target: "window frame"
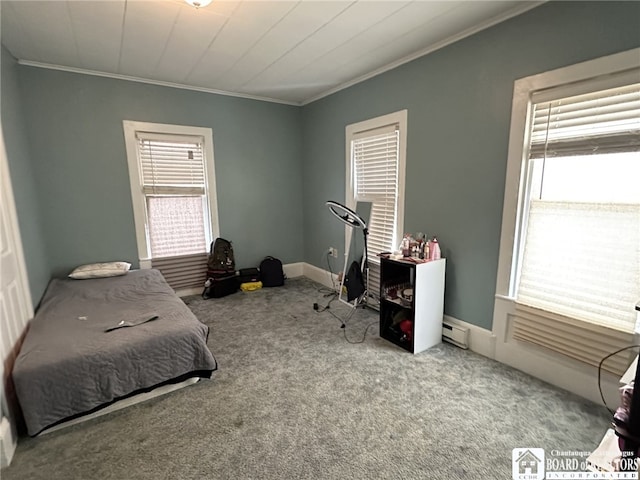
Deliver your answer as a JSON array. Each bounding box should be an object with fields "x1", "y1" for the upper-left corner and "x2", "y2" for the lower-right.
[
  {"x1": 495, "y1": 48, "x2": 640, "y2": 301},
  {"x1": 345, "y1": 110, "x2": 407, "y2": 266},
  {"x1": 123, "y1": 120, "x2": 220, "y2": 268}
]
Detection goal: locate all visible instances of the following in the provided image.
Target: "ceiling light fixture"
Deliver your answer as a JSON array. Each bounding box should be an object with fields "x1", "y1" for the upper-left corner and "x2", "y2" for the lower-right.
[{"x1": 185, "y1": 0, "x2": 212, "y2": 8}]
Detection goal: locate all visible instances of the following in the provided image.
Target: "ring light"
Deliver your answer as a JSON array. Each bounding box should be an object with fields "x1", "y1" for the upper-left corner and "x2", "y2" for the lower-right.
[{"x1": 326, "y1": 201, "x2": 368, "y2": 230}]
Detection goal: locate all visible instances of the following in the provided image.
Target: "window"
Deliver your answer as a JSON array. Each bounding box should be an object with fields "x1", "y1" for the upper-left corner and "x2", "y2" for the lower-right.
[
  {"x1": 123, "y1": 121, "x2": 219, "y2": 291},
  {"x1": 517, "y1": 79, "x2": 640, "y2": 327},
  {"x1": 498, "y1": 52, "x2": 640, "y2": 374},
  {"x1": 346, "y1": 110, "x2": 407, "y2": 301}
]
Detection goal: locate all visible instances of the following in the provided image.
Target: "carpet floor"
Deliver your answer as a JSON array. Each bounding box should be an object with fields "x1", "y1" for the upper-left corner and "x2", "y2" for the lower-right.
[{"x1": 3, "y1": 277, "x2": 611, "y2": 479}]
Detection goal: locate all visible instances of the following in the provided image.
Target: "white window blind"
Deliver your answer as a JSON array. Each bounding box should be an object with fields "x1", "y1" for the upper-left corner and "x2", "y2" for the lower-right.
[
  {"x1": 352, "y1": 124, "x2": 400, "y2": 299},
  {"x1": 137, "y1": 132, "x2": 206, "y2": 195},
  {"x1": 517, "y1": 200, "x2": 640, "y2": 331},
  {"x1": 146, "y1": 196, "x2": 207, "y2": 258},
  {"x1": 513, "y1": 79, "x2": 640, "y2": 368},
  {"x1": 529, "y1": 82, "x2": 640, "y2": 158},
  {"x1": 353, "y1": 124, "x2": 399, "y2": 256},
  {"x1": 135, "y1": 131, "x2": 211, "y2": 290}
]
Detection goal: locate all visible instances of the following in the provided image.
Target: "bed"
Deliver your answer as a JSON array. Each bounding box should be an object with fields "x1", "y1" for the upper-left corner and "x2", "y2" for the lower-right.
[{"x1": 12, "y1": 268, "x2": 217, "y2": 436}]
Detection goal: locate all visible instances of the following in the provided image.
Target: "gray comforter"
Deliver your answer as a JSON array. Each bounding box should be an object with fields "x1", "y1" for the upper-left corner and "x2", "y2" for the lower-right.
[{"x1": 13, "y1": 269, "x2": 217, "y2": 435}]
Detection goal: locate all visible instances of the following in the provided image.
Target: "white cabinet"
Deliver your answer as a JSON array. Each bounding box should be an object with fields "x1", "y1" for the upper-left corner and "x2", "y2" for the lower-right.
[{"x1": 379, "y1": 258, "x2": 446, "y2": 354}]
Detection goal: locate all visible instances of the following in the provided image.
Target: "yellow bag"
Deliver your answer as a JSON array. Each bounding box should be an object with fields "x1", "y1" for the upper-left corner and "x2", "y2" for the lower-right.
[{"x1": 240, "y1": 281, "x2": 263, "y2": 292}]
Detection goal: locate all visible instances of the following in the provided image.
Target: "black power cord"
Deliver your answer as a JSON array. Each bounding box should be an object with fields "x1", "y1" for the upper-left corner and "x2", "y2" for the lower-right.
[
  {"x1": 342, "y1": 319, "x2": 378, "y2": 344},
  {"x1": 314, "y1": 292, "x2": 338, "y2": 313},
  {"x1": 326, "y1": 248, "x2": 336, "y2": 286},
  {"x1": 598, "y1": 345, "x2": 640, "y2": 415},
  {"x1": 312, "y1": 249, "x2": 341, "y2": 310},
  {"x1": 316, "y1": 293, "x2": 377, "y2": 344}
]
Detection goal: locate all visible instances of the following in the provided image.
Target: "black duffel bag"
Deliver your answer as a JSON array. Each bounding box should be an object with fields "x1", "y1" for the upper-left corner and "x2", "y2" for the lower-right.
[
  {"x1": 202, "y1": 275, "x2": 239, "y2": 299},
  {"x1": 238, "y1": 268, "x2": 260, "y2": 284}
]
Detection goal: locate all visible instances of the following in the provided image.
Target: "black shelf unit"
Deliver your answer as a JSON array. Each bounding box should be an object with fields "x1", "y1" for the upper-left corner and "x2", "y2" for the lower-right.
[
  {"x1": 379, "y1": 257, "x2": 445, "y2": 354},
  {"x1": 379, "y1": 258, "x2": 415, "y2": 351}
]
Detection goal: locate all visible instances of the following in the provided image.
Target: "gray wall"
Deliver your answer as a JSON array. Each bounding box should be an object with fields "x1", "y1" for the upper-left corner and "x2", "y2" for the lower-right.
[
  {"x1": 15, "y1": 67, "x2": 303, "y2": 278},
  {"x1": 301, "y1": 1, "x2": 640, "y2": 329},
  {"x1": 1, "y1": 47, "x2": 50, "y2": 304}
]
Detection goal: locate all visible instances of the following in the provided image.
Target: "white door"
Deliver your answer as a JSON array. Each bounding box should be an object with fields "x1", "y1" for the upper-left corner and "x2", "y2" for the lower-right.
[{"x1": 0, "y1": 127, "x2": 33, "y2": 468}]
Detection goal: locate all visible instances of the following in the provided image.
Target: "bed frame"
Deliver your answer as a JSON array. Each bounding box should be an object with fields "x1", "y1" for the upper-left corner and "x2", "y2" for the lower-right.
[{"x1": 40, "y1": 376, "x2": 201, "y2": 435}]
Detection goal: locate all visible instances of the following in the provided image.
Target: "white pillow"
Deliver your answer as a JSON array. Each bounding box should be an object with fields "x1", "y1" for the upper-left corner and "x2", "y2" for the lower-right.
[{"x1": 68, "y1": 261, "x2": 131, "y2": 279}]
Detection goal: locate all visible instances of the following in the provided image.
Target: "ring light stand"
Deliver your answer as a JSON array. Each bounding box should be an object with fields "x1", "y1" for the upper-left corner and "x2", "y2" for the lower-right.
[{"x1": 326, "y1": 200, "x2": 369, "y2": 309}]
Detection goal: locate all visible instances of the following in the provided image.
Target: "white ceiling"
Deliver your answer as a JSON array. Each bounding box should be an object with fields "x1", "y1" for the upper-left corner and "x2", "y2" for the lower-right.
[{"x1": 1, "y1": 0, "x2": 541, "y2": 105}]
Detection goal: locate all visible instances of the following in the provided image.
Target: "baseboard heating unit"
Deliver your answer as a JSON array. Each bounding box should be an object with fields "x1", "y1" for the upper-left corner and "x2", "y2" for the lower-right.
[{"x1": 442, "y1": 320, "x2": 469, "y2": 349}]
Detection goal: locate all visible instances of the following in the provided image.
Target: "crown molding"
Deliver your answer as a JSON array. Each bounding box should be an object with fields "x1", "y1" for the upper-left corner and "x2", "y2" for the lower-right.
[{"x1": 17, "y1": 60, "x2": 301, "y2": 107}]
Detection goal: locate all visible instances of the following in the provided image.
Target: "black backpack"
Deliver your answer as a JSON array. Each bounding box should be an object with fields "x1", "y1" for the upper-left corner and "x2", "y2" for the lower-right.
[
  {"x1": 344, "y1": 260, "x2": 365, "y2": 302},
  {"x1": 207, "y1": 238, "x2": 236, "y2": 277},
  {"x1": 259, "y1": 256, "x2": 285, "y2": 287}
]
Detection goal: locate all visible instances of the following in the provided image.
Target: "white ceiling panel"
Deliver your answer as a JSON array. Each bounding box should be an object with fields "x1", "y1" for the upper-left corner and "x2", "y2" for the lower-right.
[
  {"x1": 67, "y1": 1, "x2": 126, "y2": 73},
  {"x1": 119, "y1": 0, "x2": 182, "y2": 78},
  {"x1": 153, "y1": 4, "x2": 234, "y2": 83},
  {"x1": 321, "y1": 1, "x2": 460, "y2": 64},
  {"x1": 1, "y1": 0, "x2": 542, "y2": 104},
  {"x1": 325, "y1": 4, "x2": 488, "y2": 80},
  {"x1": 216, "y1": 1, "x2": 356, "y2": 90},
  {"x1": 184, "y1": 0, "x2": 298, "y2": 86},
  {"x1": 265, "y1": 0, "x2": 399, "y2": 61},
  {"x1": 243, "y1": 1, "x2": 457, "y2": 92}
]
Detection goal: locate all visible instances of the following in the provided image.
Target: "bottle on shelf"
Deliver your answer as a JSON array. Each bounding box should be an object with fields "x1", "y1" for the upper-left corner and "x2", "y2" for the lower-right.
[
  {"x1": 430, "y1": 237, "x2": 441, "y2": 261},
  {"x1": 401, "y1": 234, "x2": 411, "y2": 257}
]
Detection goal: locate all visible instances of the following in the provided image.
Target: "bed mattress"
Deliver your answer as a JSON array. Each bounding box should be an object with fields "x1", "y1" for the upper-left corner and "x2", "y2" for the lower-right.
[{"x1": 13, "y1": 269, "x2": 217, "y2": 436}]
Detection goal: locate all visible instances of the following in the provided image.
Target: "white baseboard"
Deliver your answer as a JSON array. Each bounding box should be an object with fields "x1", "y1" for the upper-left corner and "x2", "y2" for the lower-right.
[
  {"x1": 283, "y1": 262, "x2": 304, "y2": 279},
  {"x1": 302, "y1": 262, "x2": 339, "y2": 290}
]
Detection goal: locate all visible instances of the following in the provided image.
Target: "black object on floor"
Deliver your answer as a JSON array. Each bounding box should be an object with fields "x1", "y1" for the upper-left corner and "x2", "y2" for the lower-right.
[
  {"x1": 260, "y1": 257, "x2": 285, "y2": 287},
  {"x1": 202, "y1": 275, "x2": 239, "y2": 299}
]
